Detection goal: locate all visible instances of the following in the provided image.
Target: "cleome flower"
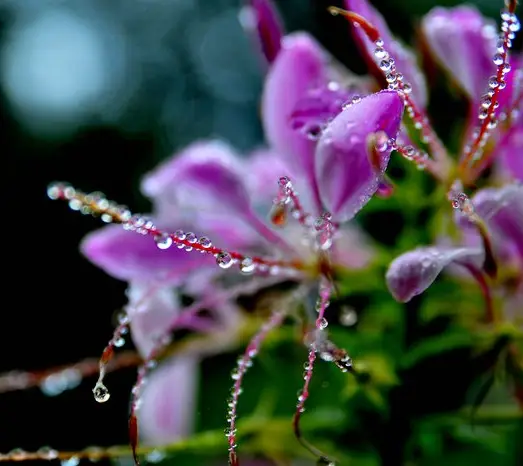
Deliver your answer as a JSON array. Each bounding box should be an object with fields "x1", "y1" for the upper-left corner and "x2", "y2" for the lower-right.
[{"x1": 4, "y1": 0, "x2": 519, "y2": 465}]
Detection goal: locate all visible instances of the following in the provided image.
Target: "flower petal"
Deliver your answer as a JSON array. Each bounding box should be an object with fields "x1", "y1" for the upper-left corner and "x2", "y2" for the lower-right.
[
  {"x1": 141, "y1": 140, "x2": 250, "y2": 221},
  {"x1": 81, "y1": 224, "x2": 214, "y2": 283},
  {"x1": 386, "y1": 246, "x2": 484, "y2": 302},
  {"x1": 141, "y1": 140, "x2": 293, "y2": 253},
  {"x1": 332, "y1": 225, "x2": 374, "y2": 269},
  {"x1": 240, "y1": 0, "x2": 284, "y2": 64},
  {"x1": 499, "y1": 125, "x2": 523, "y2": 181},
  {"x1": 138, "y1": 356, "x2": 198, "y2": 444},
  {"x1": 261, "y1": 32, "x2": 329, "y2": 211},
  {"x1": 126, "y1": 281, "x2": 181, "y2": 357},
  {"x1": 315, "y1": 90, "x2": 404, "y2": 222},
  {"x1": 421, "y1": 6, "x2": 497, "y2": 102},
  {"x1": 344, "y1": 0, "x2": 427, "y2": 107},
  {"x1": 465, "y1": 183, "x2": 523, "y2": 259}
]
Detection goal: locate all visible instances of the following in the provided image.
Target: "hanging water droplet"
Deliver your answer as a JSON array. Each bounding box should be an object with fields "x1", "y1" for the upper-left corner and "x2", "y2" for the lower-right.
[
  {"x1": 317, "y1": 317, "x2": 328, "y2": 330},
  {"x1": 270, "y1": 202, "x2": 287, "y2": 226},
  {"x1": 9, "y1": 449, "x2": 28, "y2": 460},
  {"x1": 113, "y1": 337, "x2": 125, "y2": 348},
  {"x1": 93, "y1": 382, "x2": 110, "y2": 402},
  {"x1": 402, "y1": 83, "x2": 412, "y2": 94},
  {"x1": 174, "y1": 229, "x2": 186, "y2": 240},
  {"x1": 373, "y1": 47, "x2": 387, "y2": 59},
  {"x1": 154, "y1": 234, "x2": 172, "y2": 250},
  {"x1": 375, "y1": 38, "x2": 384, "y2": 47}
]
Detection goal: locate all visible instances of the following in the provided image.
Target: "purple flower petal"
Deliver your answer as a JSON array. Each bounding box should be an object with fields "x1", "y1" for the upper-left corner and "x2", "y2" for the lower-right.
[
  {"x1": 497, "y1": 53, "x2": 522, "y2": 119},
  {"x1": 344, "y1": 0, "x2": 427, "y2": 107},
  {"x1": 81, "y1": 224, "x2": 214, "y2": 283},
  {"x1": 126, "y1": 281, "x2": 181, "y2": 357},
  {"x1": 141, "y1": 141, "x2": 293, "y2": 252},
  {"x1": 138, "y1": 356, "x2": 198, "y2": 444},
  {"x1": 261, "y1": 32, "x2": 329, "y2": 211},
  {"x1": 141, "y1": 141, "x2": 251, "y2": 221},
  {"x1": 469, "y1": 183, "x2": 523, "y2": 259},
  {"x1": 386, "y1": 246, "x2": 484, "y2": 302},
  {"x1": 240, "y1": 0, "x2": 284, "y2": 64},
  {"x1": 290, "y1": 82, "x2": 365, "y2": 136},
  {"x1": 422, "y1": 6, "x2": 497, "y2": 102},
  {"x1": 499, "y1": 125, "x2": 523, "y2": 181},
  {"x1": 314, "y1": 90, "x2": 404, "y2": 222}
]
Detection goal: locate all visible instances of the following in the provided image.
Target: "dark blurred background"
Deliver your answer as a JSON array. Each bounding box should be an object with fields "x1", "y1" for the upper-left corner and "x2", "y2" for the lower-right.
[{"x1": 0, "y1": 0, "x2": 511, "y2": 458}]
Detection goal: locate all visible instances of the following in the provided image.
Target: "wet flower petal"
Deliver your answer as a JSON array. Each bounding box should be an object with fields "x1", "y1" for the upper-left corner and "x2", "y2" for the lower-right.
[
  {"x1": 139, "y1": 356, "x2": 198, "y2": 444},
  {"x1": 315, "y1": 90, "x2": 404, "y2": 222},
  {"x1": 126, "y1": 281, "x2": 181, "y2": 357},
  {"x1": 344, "y1": 0, "x2": 427, "y2": 107},
  {"x1": 290, "y1": 82, "x2": 361, "y2": 135},
  {"x1": 422, "y1": 6, "x2": 497, "y2": 102},
  {"x1": 261, "y1": 32, "x2": 328, "y2": 210},
  {"x1": 241, "y1": 0, "x2": 284, "y2": 64},
  {"x1": 81, "y1": 224, "x2": 214, "y2": 283},
  {"x1": 331, "y1": 225, "x2": 374, "y2": 269},
  {"x1": 386, "y1": 246, "x2": 484, "y2": 302}
]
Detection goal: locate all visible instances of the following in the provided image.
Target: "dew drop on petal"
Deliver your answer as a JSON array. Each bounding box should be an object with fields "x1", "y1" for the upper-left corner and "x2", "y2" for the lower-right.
[{"x1": 239, "y1": 257, "x2": 256, "y2": 274}]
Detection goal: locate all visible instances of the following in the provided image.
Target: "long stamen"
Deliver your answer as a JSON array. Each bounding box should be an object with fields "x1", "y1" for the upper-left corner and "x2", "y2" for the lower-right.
[
  {"x1": 293, "y1": 278, "x2": 334, "y2": 464},
  {"x1": 271, "y1": 176, "x2": 314, "y2": 228},
  {"x1": 459, "y1": 0, "x2": 520, "y2": 182},
  {"x1": 226, "y1": 310, "x2": 286, "y2": 466},
  {"x1": 47, "y1": 183, "x2": 305, "y2": 275},
  {"x1": 328, "y1": 7, "x2": 449, "y2": 169}
]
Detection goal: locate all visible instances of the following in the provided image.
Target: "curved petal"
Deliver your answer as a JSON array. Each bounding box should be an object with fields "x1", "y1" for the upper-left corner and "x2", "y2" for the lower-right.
[
  {"x1": 81, "y1": 224, "x2": 215, "y2": 283},
  {"x1": 290, "y1": 82, "x2": 361, "y2": 135},
  {"x1": 499, "y1": 125, "x2": 523, "y2": 182},
  {"x1": 141, "y1": 140, "x2": 250, "y2": 221},
  {"x1": 141, "y1": 141, "x2": 294, "y2": 254},
  {"x1": 344, "y1": 0, "x2": 427, "y2": 107},
  {"x1": 315, "y1": 90, "x2": 404, "y2": 222},
  {"x1": 261, "y1": 32, "x2": 328, "y2": 211},
  {"x1": 465, "y1": 183, "x2": 523, "y2": 259},
  {"x1": 138, "y1": 356, "x2": 198, "y2": 445},
  {"x1": 126, "y1": 281, "x2": 181, "y2": 357},
  {"x1": 240, "y1": 0, "x2": 284, "y2": 64},
  {"x1": 386, "y1": 246, "x2": 484, "y2": 302},
  {"x1": 421, "y1": 6, "x2": 497, "y2": 102}
]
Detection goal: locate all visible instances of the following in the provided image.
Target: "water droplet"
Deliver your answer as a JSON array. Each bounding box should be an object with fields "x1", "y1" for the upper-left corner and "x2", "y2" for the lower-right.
[
  {"x1": 317, "y1": 317, "x2": 328, "y2": 330},
  {"x1": 174, "y1": 229, "x2": 186, "y2": 240},
  {"x1": 216, "y1": 252, "x2": 233, "y2": 269},
  {"x1": 480, "y1": 95, "x2": 492, "y2": 109},
  {"x1": 154, "y1": 234, "x2": 172, "y2": 250},
  {"x1": 270, "y1": 202, "x2": 287, "y2": 226},
  {"x1": 47, "y1": 183, "x2": 66, "y2": 200},
  {"x1": 37, "y1": 447, "x2": 59, "y2": 460},
  {"x1": 113, "y1": 337, "x2": 125, "y2": 348},
  {"x1": 402, "y1": 83, "x2": 412, "y2": 94},
  {"x1": 9, "y1": 449, "x2": 27, "y2": 460},
  {"x1": 340, "y1": 307, "x2": 358, "y2": 326},
  {"x1": 198, "y1": 236, "x2": 212, "y2": 248},
  {"x1": 351, "y1": 95, "x2": 362, "y2": 104},
  {"x1": 239, "y1": 257, "x2": 256, "y2": 274},
  {"x1": 61, "y1": 456, "x2": 80, "y2": 466},
  {"x1": 379, "y1": 59, "x2": 392, "y2": 72},
  {"x1": 493, "y1": 53, "x2": 504, "y2": 66},
  {"x1": 375, "y1": 38, "x2": 384, "y2": 47},
  {"x1": 145, "y1": 450, "x2": 166, "y2": 463},
  {"x1": 185, "y1": 232, "x2": 197, "y2": 243},
  {"x1": 93, "y1": 383, "x2": 110, "y2": 402}
]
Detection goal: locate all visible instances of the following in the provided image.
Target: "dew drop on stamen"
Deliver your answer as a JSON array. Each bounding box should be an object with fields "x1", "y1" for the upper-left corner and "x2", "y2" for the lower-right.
[
  {"x1": 216, "y1": 251, "x2": 233, "y2": 269},
  {"x1": 198, "y1": 236, "x2": 212, "y2": 248},
  {"x1": 185, "y1": 232, "x2": 197, "y2": 243},
  {"x1": 154, "y1": 234, "x2": 172, "y2": 250},
  {"x1": 240, "y1": 257, "x2": 256, "y2": 274},
  {"x1": 317, "y1": 317, "x2": 328, "y2": 330},
  {"x1": 93, "y1": 382, "x2": 110, "y2": 402},
  {"x1": 493, "y1": 53, "x2": 504, "y2": 66},
  {"x1": 37, "y1": 447, "x2": 59, "y2": 460}
]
